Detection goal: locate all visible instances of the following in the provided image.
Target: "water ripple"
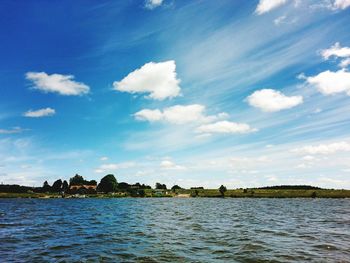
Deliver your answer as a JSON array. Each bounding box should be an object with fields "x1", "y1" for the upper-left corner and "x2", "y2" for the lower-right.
[{"x1": 0, "y1": 198, "x2": 350, "y2": 262}]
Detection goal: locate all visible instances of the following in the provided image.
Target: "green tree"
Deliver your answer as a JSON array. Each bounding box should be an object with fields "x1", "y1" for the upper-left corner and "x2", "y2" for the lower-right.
[
  {"x1": 171, "y1": 185, "x2": 182, "y2": 192},
  {"x1": 69, "y1": 174, "x2": 85, "y2": 185},
  {"x1": 52, "y1": 179, "x2": 62, "y2": 192},
  {"x1": 43, "y1": 181, "x2": 51, "y2": 192},
  {"x1": 219, "y1": 185, "x2": 227, "y2": 197},
  {"x1": 155, "y1": 183, "x2": 167, "y2": 189},
  {"x1": 62, "y1": 180, "x2": 69, "y2": 191},
  {"x1": 138, "y1": 189, "x2": 145, "y2": 197},
  {"x1": 87, "y1": 180, "x2": 97, "y2": 185},
  {"x1": 98, "y1": 174, "x2": 118, "y2": 193}
]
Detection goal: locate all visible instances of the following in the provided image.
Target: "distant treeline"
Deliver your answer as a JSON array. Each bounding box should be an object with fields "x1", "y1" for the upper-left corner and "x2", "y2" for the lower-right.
[
  {"x1": 0, "y1": 176, "x2": 324, "y2": 195},
  {"x1": 257, "y1": 185, "x2": 322, "y2": 190},
  {"x1": 0, "y1": 184, "x2": 38, "y2": 193},
  {"x1": 0, "y1": 174, "x2": 156, "y2": 194}
]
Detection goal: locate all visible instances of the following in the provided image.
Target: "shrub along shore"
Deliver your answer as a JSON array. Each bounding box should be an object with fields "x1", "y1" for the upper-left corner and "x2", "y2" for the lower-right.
[
  {"x1": 1, "y1": 174, "x2": 349, "y2": 198},
  {"x1": 1, "y1": 188, "x2": 350, "y2": 198}
]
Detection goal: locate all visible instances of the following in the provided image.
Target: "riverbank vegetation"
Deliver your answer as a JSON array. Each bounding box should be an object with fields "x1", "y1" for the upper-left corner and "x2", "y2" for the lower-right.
[{"x1": 1, "y1": 174, "x2": 349, "y2": 198}]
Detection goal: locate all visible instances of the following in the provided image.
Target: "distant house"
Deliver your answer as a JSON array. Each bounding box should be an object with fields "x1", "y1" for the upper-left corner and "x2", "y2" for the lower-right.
[{"x1": 69, "y1": 184, "x2": 97, "y2": 194}]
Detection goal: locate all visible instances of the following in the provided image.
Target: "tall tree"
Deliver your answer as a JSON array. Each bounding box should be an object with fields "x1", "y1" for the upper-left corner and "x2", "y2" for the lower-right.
[
  {"x1": 62, "y1": 180, "x2": 69, "y2": 191},
  {"x1": 52, "y1": 179, "x2": 62, "y2": 192},
  {"x1": 69, "y1": 174, "x2": 85, "y2": 185},
  {"x1": 219, "y1": 185, "x2": 227, "y2": 197},
  {"x1": 171, "y1": 185, "x2": 182, "y2": 192},
  {"x1": 97, "y1": 174, "x2": 118, "y2": 193},
  {"x1": 43, "y1": 181, "x2": 51, "y2": 192},
  {"x1": 155, "y1": 183, "x2": 167, "y2": 189}
]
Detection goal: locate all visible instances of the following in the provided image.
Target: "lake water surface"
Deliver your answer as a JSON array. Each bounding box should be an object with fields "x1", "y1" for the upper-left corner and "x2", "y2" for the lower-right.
[{"x1": 1, "y1": 198, "x2": 349, "y2": 262}]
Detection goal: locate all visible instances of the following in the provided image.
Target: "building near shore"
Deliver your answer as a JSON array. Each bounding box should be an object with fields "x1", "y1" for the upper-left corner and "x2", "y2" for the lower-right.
[{"x1": 69, "y1": 184, "x2": 97, "y2": 194}]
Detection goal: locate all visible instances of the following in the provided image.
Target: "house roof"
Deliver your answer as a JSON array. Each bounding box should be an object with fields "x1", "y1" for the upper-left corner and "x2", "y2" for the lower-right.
[{"x1": 69, "y1": 184, "x2": 97, "y2": 190}]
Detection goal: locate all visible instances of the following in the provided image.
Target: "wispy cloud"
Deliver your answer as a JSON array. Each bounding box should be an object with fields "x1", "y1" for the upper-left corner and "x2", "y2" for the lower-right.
[
  {"x1": 160, "y1": 159, "x2": 186, "y2": 170},
  {"x1": 292, "y1": 141, "x2": 350, "y2": 155},
  {"x1": 94, "y1": 162, "x2": 136, "y2": 173},
  {"x1": 135, "y1": 104, "x2": 227, "y2": 124},
  {"x1": 23, "y1": 107, "x2": 56, "y2": 118},
  {"x1": 196, "y1": 121, "x2": 257, "y2": 135},
  {"x1": 0, "y1": 127, "x2": 26, "y2": 134}
]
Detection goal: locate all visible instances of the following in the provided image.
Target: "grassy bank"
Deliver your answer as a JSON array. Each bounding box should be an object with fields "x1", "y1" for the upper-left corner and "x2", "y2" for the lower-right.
[
  {"x1": 1, "y1": 188, "x2": 350, "y2": 198},
  {"x1": 175, "y1": 188, "x2": 350, "y2": 198}
]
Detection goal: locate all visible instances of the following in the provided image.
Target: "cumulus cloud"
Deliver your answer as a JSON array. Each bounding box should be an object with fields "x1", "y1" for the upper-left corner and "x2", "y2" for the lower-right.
[
  {"x1": 26, "y1": 72, "x2": 90, "y2": 96},
  {"x1": 333, "y1": 0, "x2": 350, "y2": 10},
  {"x1": 247, "y1": 89, "x2": 303, "y2": 112},
  {"x1": 135, "y1": 104, "x2": 227, "y2": 124},
  {"x1": 23, "y1": 107, "x2": 55, "y2": 118},
  {"x1": 113, "y1": 61, "x2": 181, "y2": 100},
  {"x1": 134, "y1": 109, "x2": 163, "y2": 122},
  {"x1": 94, "y1": 162, "x2": 135, "y2": 173},
  {"x1": 321, "y1": 42, "x2": 350, "y2": 68},
  {"x1": 255, "y1": 0, "x2": 288, "y2": 14},
  {"x1": 160, "y1": 160, "x2": 186, "y2": 170},
  {"x1": 0, "y1": 127, "x2": 25, "y2": 134},
  {"x1": 145, "y1": 0, "x2": 163, "y2": 9},
  {"x1": 305, "y1": 69, "x2": 350, "y2": 96},
  {"x1": 293, "y1": 142, "x2": 350, "y2": 155},
  {"x1": 196, "y1": 121, "x2": 257, "y2": 135},
  {"x1": 321, "y1": 42, "x2": 350, "y2": 60}
]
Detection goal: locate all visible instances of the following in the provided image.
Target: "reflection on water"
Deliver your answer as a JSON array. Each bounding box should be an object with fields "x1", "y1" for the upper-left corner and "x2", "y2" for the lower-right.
[{"x1": 1, "y1": 198, "x2": 349, "y2": 262}]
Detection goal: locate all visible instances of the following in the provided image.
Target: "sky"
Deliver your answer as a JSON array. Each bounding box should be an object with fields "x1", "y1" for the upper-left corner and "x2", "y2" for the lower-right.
[{"x1": 1, "y1": 0, "x2": 350, "y2": 189}]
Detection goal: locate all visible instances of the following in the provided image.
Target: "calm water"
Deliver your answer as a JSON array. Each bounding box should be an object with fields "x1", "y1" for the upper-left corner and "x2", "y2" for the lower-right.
[{"x1": 0, "y1": 198, "x2": 349, "y2": 262}]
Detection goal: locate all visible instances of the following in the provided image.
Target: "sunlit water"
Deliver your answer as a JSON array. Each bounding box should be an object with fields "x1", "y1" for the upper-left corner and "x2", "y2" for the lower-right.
[{"x1": 1, "y1": 198, "x2": 349, "y2": 262}]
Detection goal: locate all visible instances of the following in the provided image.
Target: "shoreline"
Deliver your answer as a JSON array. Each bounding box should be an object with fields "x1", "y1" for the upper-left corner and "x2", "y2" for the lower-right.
[{"x1": 1, "y1": 189, "x2": 350, "y2": 199}]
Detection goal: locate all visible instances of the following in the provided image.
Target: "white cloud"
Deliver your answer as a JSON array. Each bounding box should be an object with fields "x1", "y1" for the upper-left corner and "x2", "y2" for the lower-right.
[
  {"x1": 135, "y1": 104, "x2": 227, "y2": 124},
  {"x1": 100, "y1": 156, "x2": 108, "y2": 161},
  {"x1": 340, "y1": 58, "x2": 350, "y2": 68},
  {"x1": 302, "y1": 155, "x2": 316, "y2": 161},
  {"x1": 321, "y1": 42, "x2": 350, "y2": 60},
  {"x1": 247, "y1": 89, "x2": 303, "y2": 112},
  {"x1": 113, "y1": 60, "x2": 181, "y2": 100},
  {"x1": 134, "y1": 109, "x2": 163, "y2": 122},
  {"x1": 305, "y1": 69, "x2": 350, "y2": 96},
  {"x1": 145, "y1": 0, "x2": 164, "y2": 9},
  {"x1": 255, "y1": 0, "x2": 288, "y2": 15},
  {"x1": 23, "y1": 107, "x2": 55, "y2": 118},
  {"x1": 26, "y1": 72, "x2": 90, "y2": 96},
  {"x1": 293, "y1": 141, "x2": 350, "y2": 155},
  {"x1": 274, "y1": 15, "x2": 287, "y2": 25},
  {"x1": 0, "y1": 127, "x2": 25, "y2": 134},
  {"x1": 160, "y1": 160, "x2": 186, "y2": 170},
  {"x1": 321, "y1": 42, "x2": 350, "y2": 68},
  {"x1": 94, "y1": 162, "x2": 136, "y2": 173},
  {"x1": 333, "y1": 0, "x2": 350, "y2": 10},
  {"x1": 196, "y1": 121, "x2": 257, "y2": 135}
]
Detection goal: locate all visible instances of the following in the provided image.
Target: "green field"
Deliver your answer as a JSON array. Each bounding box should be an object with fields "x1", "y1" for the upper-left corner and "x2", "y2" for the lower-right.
[{"x1": 174, "y1": 188, "x2": 350, "y2": 198}]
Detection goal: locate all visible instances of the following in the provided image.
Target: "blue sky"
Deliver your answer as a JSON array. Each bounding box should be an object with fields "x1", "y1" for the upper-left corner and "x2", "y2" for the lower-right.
[{"x1": 1, "y1": 0, "x2": 350, "y2": 188}]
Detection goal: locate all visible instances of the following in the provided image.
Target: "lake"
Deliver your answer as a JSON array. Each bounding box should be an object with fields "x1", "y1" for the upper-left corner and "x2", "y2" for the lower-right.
[{"x1": 1, "y1": 198, "x2": 349, "y2": 262}]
